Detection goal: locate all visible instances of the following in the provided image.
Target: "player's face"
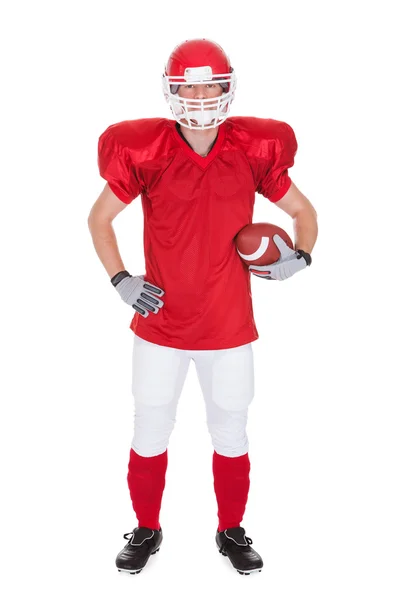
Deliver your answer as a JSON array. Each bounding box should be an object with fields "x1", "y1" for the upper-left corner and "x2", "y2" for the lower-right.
[
  {"x1": 178, "y1": 83, "x2": 224, "y2": 108},
  {"x1": 177, "y1": 83, "x2": 224, "y2": 128}
]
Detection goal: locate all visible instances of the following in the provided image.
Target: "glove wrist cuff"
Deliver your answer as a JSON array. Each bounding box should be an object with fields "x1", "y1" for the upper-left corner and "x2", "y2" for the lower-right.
[
  {"x1": 111, "y1": 270, "x2": 131, "y2": 287},
  {"x1": 296, "y1": 249, "x2": 312, "y2": 266}
]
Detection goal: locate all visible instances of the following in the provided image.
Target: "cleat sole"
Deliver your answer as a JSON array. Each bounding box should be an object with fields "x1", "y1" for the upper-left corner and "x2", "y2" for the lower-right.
[{"x1": 117, "y1": 568, "x2": 142, "y2": 575}]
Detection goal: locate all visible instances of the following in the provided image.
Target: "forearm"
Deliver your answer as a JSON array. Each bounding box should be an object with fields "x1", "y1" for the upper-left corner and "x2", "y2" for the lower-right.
[
  {"x1": 88, "y1": 219, "x2": 126, "y2": 278},
  {"x1": 293, "y1": 208, "x2": 318, "y2": 254}
]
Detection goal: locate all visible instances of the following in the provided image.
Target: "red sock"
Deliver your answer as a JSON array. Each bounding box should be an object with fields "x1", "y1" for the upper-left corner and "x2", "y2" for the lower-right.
[
  {"x1": 127, "y1": 448, "x2": 168, "y2": 530},
  {"x1": 213, "y1": 451, "x2": 251, "y2": 532}
]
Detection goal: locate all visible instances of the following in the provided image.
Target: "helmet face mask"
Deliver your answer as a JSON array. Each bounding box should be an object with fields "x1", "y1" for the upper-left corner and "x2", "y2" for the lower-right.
[
  {"x1": 162, "y1": 40, "x2": 237, "y2": 130},
  {"x1": 162, "y1": 75, "x2": 236, "y2": 130}
]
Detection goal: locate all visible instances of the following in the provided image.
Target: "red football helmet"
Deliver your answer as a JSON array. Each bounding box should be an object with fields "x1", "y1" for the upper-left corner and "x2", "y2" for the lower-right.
[{"x1": 162, "y1": 39, "x2": 237, "y2": 130}]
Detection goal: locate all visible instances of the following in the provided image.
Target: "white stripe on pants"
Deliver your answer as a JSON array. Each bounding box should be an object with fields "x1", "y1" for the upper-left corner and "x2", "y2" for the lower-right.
[{"x1": 131, "y1": 335, "x2": 255, "y2": 458}]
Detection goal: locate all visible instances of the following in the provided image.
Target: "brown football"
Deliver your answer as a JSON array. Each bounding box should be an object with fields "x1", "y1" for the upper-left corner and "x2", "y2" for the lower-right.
[{"x1": 235, "y1": 222, "x2": 294, "y2": 266}]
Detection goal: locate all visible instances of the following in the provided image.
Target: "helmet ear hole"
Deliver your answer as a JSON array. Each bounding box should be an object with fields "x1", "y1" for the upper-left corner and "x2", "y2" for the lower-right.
[{"x1": 170, "y1": 84, "x2": 179, "y2": 94}]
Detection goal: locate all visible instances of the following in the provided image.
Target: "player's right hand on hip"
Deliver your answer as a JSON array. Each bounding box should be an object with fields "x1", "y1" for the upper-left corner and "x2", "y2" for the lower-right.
[{"x1": 111, "y1": 271, "x2": 165, "y2": 318}]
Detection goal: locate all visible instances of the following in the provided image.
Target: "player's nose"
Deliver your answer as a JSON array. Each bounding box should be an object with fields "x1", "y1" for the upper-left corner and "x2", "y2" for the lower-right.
[{"x1": 194, "y1": 85, "x2": 207, "y2": 99}]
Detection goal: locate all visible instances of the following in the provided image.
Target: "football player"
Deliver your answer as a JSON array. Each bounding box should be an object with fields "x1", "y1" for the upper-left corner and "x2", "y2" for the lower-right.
[{"x1": 88, "y1": 38, "x2": 318, "y2": 576}]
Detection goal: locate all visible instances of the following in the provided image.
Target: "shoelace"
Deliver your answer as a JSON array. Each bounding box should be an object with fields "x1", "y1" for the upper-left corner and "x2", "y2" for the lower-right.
[{"x1": 219, "y1": 536, "x2": 253, "y2": 554}]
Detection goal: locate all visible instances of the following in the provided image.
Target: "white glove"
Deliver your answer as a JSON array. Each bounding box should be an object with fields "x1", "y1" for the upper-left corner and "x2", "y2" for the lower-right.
[
  {"x1": 249, "y1": 235, "x2": 312, "y2": 281},
  {"x1": 111, "y1": 270, "x2": 165, "y2": 317}
]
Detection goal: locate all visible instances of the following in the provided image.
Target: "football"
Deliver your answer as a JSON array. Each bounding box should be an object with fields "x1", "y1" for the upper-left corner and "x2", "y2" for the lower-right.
[{"x1": 235, "y1": 222, "x2": 294, "y2": 266}]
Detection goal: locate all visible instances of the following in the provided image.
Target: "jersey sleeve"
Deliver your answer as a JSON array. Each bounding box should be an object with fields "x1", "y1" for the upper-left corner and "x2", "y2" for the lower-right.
[
  {"x1": 97, "y1": 127, "x2": 141, "y2": 204},
  {"x1": 256, "y1": 122, "x2": 298, "y2": 203}
]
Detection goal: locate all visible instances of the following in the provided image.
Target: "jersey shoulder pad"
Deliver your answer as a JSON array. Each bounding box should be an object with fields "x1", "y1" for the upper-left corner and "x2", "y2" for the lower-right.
[
  {"x1": 99, "y1": 118, "x2": 171, "y2": 162},
  {"x1": 226, "y1": 116, "x2": 296, "y2": 156}
]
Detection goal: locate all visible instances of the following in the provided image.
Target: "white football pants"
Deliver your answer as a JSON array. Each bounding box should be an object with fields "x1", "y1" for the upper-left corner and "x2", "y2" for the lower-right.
[{"x1": 131, "y1": 335, "x2": 255, "y2": 458}]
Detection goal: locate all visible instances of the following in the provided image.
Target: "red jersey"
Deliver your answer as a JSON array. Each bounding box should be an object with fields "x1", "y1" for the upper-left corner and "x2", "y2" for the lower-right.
[{"x1": 98, "y1": 117, "x2": 297, "y2": 350}]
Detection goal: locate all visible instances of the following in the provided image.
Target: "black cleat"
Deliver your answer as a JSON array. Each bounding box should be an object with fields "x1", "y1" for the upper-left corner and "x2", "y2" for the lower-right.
[
  {"x1": 216, "y1": 527, "x2": 263, "y2": 575},
  {"x1": 116, "y1": 527, "x2": 162, "y2": 575}
]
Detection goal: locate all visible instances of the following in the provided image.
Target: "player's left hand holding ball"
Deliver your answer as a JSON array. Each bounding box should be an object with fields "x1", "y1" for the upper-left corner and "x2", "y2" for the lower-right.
[{"x1": 249, "y1": 235, "x2": 312, "y2": 281}]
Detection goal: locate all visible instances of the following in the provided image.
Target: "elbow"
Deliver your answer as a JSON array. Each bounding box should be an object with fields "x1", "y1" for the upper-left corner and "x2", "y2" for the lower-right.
[
  {"x1": 87, "y1": 210, "x2": 102, "y2": 233},
  {"x1": 88, "y1": 211, "x2": 113, "y2": 234},
  {"x1": 87, "y1": 206, "x2": 101, "y2": 230},
  {"x1": 87, "y1": 211, "x2": 95, "y2": 232}
]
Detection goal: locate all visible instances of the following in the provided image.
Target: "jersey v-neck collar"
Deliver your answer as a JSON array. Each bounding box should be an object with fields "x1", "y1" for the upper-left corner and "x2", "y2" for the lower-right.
[
  {"x1": 175, "y1": 123, "x2": 220, "y2": 154},
  {"x1": 170, "y1": 120, "x2": 227, "y2": 170}
]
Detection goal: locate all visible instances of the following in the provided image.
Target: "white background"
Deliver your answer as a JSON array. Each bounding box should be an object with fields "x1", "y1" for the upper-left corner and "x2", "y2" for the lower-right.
[{"x1": 1, "y1": 0, "x2": 399, "y2": 598}]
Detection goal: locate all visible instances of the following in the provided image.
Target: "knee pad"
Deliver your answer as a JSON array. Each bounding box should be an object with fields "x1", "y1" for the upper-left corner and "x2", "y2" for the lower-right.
[
  {"x1": 132, "y1": 401, "x2": 176, "y2": 457},
  {"x1": 207, "y1": 402, "x2": 250, "y2": 457}
]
